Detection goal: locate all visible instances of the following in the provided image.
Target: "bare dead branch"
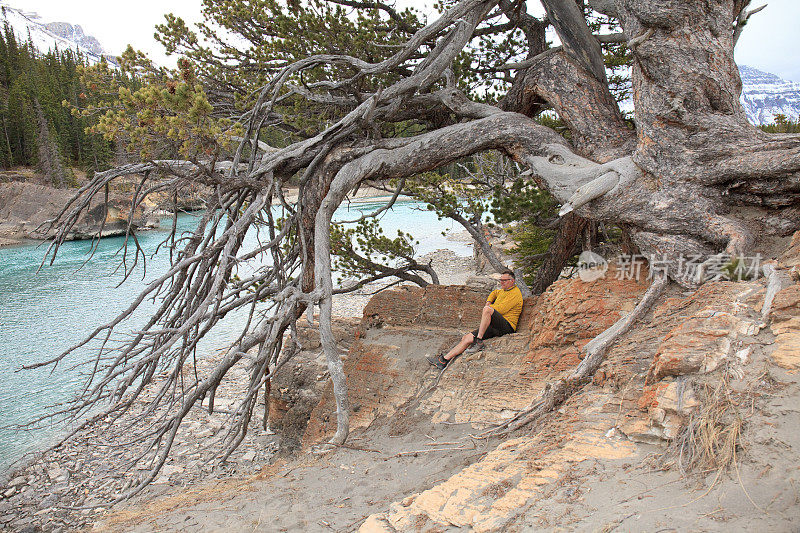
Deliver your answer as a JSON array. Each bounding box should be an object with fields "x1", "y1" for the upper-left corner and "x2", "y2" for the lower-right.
[{"x1": 733, "y1": 3, "x2": 767, "y2": 47}]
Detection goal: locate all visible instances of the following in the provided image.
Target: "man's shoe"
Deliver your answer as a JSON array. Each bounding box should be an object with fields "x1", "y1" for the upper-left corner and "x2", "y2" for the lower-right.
[
  {"x1": 426, "y1": 353, "x2": 450, "y2": 370},
  {"x1": 464, "y1": 339, "x2": 485, "y2": 354}
]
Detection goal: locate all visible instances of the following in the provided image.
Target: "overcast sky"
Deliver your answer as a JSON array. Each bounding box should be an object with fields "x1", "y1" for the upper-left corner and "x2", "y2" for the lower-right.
[{"x1": 10, "y1": 0, "x2": 800, "y2": 82}]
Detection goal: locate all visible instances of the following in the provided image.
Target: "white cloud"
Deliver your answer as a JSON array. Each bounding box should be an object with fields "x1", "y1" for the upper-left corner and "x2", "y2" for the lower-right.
[{"x1": 734, "y1": 0, "x2": 800, "y2": 82}]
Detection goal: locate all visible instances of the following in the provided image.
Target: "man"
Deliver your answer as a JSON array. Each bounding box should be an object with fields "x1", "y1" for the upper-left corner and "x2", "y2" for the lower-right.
[{"x1": 427, "y1": 269, "x2": 523, "y2": 369}]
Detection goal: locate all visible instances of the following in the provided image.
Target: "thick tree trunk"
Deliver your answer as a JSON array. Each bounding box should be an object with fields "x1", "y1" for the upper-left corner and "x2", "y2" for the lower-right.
[
  {"x1": 619, "y1": 1, "x2": 755, "y2": 181},
  {"x1": 549, "y1": 0, "x2": 800, "y2": 278},
  {"x1": 529, "y1": 213, "x2": 587, "y2": 294},
  {"x1": 504, "y1": 50, "x2": 635, "y2": 162},
  {"x1": 496, "y1": 0, "x2": 795, "y2": 289}
]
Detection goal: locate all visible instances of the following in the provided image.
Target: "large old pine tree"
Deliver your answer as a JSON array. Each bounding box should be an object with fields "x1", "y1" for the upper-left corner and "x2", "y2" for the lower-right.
[{"x1": 37, "y1": 0, "x2": 799, "y2": 499}]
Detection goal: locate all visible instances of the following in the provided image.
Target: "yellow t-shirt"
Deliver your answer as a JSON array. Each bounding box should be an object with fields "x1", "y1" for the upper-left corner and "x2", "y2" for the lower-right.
[{"x1": 487, "y1": 285, "x2": 523, "y2": 330}]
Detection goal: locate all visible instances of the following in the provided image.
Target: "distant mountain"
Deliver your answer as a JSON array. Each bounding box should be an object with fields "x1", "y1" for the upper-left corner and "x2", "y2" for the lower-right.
[
  {"x1": 739, "y1": 65, "x2": 800, "y2": 125},
  {"x1": 0, "y1": 3, "x2": 115, "y2": 64}
]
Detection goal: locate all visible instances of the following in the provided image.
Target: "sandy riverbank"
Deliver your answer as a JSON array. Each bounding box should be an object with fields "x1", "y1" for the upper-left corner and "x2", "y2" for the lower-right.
[
  {"x1": 0, "y1": 243, "x2": 482, "y2": 532},
  {"x1": 280, "y1": 183, "x2": 398, "y2": 205}
]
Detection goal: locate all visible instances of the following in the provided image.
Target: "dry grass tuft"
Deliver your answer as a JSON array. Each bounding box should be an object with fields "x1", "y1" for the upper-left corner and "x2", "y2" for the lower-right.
[
  {"x1": 664, "y1": 367, "x2": 768, "y2": 513},
  {"x1": 99, "y1": 476, "x2": 259, "y2": 531},
  {"x1": 674, "y1": 374, "x2": 744, "y2": 477},
  {"x1": 480, "y1": 478, "x2": 515, "y2": 499}
]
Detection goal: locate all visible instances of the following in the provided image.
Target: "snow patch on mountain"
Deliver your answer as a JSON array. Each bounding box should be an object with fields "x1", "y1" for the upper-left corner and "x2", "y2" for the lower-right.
[
  {"x1": 739, "y1": 65, "x2": 800, "y2": 125},
  {"x1": 0, "y1": 3, "x2": 114, "y2": 64}
]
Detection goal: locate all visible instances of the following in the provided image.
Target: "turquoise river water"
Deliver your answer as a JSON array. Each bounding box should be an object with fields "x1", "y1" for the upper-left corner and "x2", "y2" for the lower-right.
[{"x1": 0, "y1": 198, "x2": 470, "y2": 473}]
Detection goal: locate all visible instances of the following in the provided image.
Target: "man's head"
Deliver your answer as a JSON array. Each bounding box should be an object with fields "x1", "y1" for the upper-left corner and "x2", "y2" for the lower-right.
[{"x1": 499, "y1": 269, "x2": 515, "y2": 289}]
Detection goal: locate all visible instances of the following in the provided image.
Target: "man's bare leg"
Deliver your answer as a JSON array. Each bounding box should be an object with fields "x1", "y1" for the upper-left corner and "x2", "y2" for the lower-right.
[
  {"x1": 475, "y1": 305, "x2": 494, "y2": 341},
  {"x1": 443, "y1": 306, "x2": 494, "y2": 361},
  {"x1": 444, "y1": 332, "x2": 475, "y2": 361}
]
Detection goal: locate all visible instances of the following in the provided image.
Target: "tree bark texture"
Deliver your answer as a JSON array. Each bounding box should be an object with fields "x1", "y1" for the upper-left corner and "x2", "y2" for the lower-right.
[
  {"x1": 504, "y1": 50, "x2": 635, "y2": 162},
  {"x1": 41, "y1": 0, "x2": 800, "y2": 492},
  {"x1": 504, "y1": 1, "x2": 798, "y2": 277},
  {"x1": 529, "y1": 213, "x2": 587, "y2": 294}
]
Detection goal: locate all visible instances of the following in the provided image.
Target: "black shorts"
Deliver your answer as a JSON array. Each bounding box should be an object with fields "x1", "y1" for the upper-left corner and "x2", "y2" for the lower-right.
[{"x1": 472, "y1": 309, "x2": 515, "y2": 340}]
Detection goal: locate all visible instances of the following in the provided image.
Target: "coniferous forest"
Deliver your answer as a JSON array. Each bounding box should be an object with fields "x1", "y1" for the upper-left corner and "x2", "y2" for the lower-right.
[{"x1": 0, "y1": 23, "x2": 116, "y2": 184}]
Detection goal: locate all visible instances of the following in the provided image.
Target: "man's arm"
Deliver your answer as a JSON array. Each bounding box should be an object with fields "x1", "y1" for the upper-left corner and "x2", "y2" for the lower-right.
[{"x1": 486, "y1": 289, "x2": 499, "y2": 305}]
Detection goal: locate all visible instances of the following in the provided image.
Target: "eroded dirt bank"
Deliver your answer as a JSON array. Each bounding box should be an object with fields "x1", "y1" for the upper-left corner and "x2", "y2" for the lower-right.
[
  {"x1": 0, "y1": 170, "x2": 157, "y2": 243},
  {"x1": 0, "y1": 167, "x2": 220, "y2": 245},
  {"x1": 84, "y1": 236, "x2": 800, "y2": 532}
]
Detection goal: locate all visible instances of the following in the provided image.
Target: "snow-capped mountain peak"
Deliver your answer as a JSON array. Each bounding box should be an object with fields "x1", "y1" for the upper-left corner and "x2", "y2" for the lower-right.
[
  {"x1": 0, "y1": 3, "x2": 113, "y2": 63},
  {"x1": 739, "y1": 65, "x2": 800, "y2": 125}
]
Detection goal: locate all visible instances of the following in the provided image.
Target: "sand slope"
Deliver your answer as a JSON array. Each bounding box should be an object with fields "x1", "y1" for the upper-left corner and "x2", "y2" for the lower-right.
[{"x1": 95, "y1": 265, "x2": 800, "y2": 532}]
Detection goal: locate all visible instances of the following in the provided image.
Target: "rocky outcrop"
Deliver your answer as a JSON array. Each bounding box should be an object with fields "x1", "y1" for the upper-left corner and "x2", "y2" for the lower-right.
[
  {"x1": 614, "y1": 282, "x2": 763, "y2": 443},
  {"x1": 281, "y1": 270, "x2": 763, "y2": 449},
  {"x1": 76, "y1": 244, "x2": 800, "y2": 532},
  {"x1": 769, "y1": 284, "x2": 800, "y2": 370},
  {"x1": 44, "y1": 22, "x2": 104, "y2": 56},
  {"x1": 355, "y1": 270, "x2": 786, "y2": 531},
  {"x1": 647, "y1": 284, "x2": 761, "y2": 381},
  {"x1": 0, "y1": 181, "x2": 158, "y2": 242},
  {"x1": 298, "y1": 269, "x2": 650, "y2": 443}
]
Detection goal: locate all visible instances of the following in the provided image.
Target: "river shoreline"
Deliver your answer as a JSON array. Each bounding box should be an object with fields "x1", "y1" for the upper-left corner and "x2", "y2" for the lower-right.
[
  {"x1": 0, "y1": 180, "x2": 399, "y2": 247},
  {"x1": 0, "y1": 241, "x2": 480, "y2": 532},
  {"x1": 0, "y1": 182, "x2": 478, "y2": 531}
]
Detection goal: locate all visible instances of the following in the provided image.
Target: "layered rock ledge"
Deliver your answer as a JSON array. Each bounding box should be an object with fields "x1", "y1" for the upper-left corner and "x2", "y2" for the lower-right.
[
  {"x1": 90, "y1": 252, "x2": 800, "y2": 532},
  {"x1": 2, "y1": 233, "x2": 799, "y2": 532},
  {"x1": 0, "y1": 180, "x2": 157, "y2": 244}
]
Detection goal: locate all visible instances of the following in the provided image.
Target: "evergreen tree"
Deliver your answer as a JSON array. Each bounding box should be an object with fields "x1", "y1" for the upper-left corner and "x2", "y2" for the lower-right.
[
  {"x1": 0, "y1": 23, "x2": 120, "y2": 179},
  {"x1": 761, "y1": 114, "x2": 800, "y2": 133}
]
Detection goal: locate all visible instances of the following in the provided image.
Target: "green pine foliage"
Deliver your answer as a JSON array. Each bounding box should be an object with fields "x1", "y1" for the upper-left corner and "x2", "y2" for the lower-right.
[
  {"x1": 72, "y1": 53, "x2": 241, "y2": 162},
  {"x1": 0, "y1": 22, "x2": 115, "y2": 182},
  {"x1": 330, "y1": 218, "x2": 419, "y2": 284},
  {"x1": 403, "y1": 152, "x2": 561, "y2": 284},
  {"x1": 760, "y1": 114, "x2": 800, "y2": 133},
  {"x1": 154, "y1": 0, "x2": 424, "y2": 139},
  {"x1": 490, "y1": 177, "x2": 559, "y2": 285}
]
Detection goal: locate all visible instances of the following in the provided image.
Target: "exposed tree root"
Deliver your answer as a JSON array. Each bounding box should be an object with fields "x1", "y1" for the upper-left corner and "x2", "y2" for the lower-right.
[
  {"x1": 476, "y1": 274, "x2": 668, "y2": 438},
  {"x1": 25, "y1": 0, "x2": 800, "y2": 506},
  {"x1": 760, "y1": 264, "x2": 785, "y2": 324}
]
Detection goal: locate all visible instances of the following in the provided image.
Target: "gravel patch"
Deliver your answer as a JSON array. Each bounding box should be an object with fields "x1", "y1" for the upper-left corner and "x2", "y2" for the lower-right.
[{"x1": 0, "y1": 243, "x2": 480, "y2": 532}]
